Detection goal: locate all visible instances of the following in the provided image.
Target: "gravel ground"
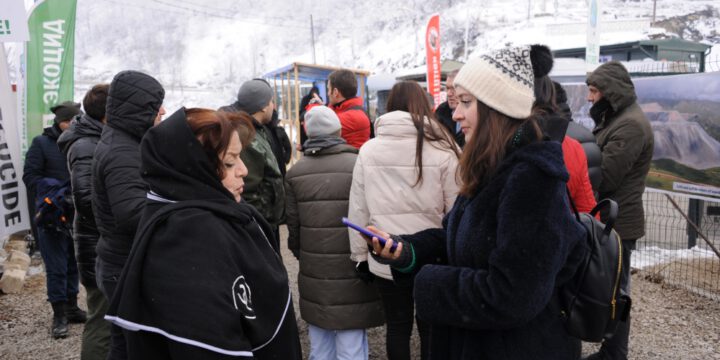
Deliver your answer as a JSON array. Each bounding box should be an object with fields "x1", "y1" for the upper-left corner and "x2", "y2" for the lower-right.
[{"x1": 2, "y1": 226, "x2": 719, "y2": 359}]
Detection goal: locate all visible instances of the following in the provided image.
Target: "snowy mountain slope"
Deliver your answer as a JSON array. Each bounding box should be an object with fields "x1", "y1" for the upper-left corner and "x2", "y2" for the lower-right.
[{"x1": 4, "y1": 0, "x2": 720, "y2": 113}]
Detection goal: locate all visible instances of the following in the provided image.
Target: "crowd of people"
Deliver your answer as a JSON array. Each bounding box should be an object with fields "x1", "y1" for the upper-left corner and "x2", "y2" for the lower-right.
[{"x1": 21, "y1": 42, "x2": 654, "y2": 360}]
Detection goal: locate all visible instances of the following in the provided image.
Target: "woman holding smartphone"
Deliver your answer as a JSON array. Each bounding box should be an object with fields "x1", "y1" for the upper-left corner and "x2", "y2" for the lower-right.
[
  {"x1": 348, "y1": 81, "x2": 460, "y2": 360},
  {"x1": 365, "y1": 46, "x2": 588, "y2": 360}
]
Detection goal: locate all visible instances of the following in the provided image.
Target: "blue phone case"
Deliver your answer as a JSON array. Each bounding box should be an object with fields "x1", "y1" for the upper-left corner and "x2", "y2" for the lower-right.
[{"x1": 342, "y1": 217, "x2": 397, "y2": 252}]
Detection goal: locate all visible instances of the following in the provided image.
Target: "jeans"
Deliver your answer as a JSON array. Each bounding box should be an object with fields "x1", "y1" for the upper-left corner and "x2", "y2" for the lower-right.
[
  {"x1": 597, "y1": 238, "x2": 635, "y2": 360},
  {"x1": 308, "y1": 324, "x2": 368, "y2": 360},
  {"x1": 375, "y1": 277, "x2": 429, "y2": 360},
  {"x1": 82, "y1": 285, "x2": 111, "y2": 360},
  {"x1": 36, "y1": 227, "x2": 79, "y2": 303},
  {"x1": 96, "y1": 258, "x2": 128, "y2": 360}
]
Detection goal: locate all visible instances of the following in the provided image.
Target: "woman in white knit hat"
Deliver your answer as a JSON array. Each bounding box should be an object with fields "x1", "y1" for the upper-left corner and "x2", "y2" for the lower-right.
[{"x1": 362, "y1": 46, "x2": 588, "y2": 359}]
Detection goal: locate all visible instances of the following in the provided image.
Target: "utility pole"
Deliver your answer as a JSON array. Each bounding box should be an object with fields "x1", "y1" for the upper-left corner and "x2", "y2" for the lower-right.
[
  {"x1": 527, "y1": 0, "x2": 532, "y2": 21},
  {"x1": 464, "y1": 13, "x2": 470, "y2": 62},
  {"x1": 310, "y1": 14, "x2": 317, "y2": 64},
  {"x1": 652, "y1": 0, "x2": 657, "y2": 25}
]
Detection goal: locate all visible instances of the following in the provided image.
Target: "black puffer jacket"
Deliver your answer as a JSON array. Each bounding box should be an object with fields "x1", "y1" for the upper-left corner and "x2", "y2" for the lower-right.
[
  {"x1": 92, "y1": 71, "x2": 164, "y2": 267},
  {"x1": 57, "y1": 114, "x2": 104, "y2": 287}
]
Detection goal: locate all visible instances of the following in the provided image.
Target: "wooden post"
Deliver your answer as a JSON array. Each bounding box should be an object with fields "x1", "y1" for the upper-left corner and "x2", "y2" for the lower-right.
[{"x1": 359, "y1": 74, "x2": 367, "y2": 108}]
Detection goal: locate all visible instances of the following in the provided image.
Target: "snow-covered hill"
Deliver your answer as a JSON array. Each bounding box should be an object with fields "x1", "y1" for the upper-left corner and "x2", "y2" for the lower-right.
[{"x1": 5, "y1": 0, "x2": 720, "y2": 112}]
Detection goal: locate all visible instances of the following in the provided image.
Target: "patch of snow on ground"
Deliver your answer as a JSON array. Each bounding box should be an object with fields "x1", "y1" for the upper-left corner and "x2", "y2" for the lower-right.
[{"x1": 632, "y1": 245, "x2": 717, "y2": 269}]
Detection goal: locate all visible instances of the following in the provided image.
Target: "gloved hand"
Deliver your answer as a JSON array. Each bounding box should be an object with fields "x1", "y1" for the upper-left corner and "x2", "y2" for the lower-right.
[{"x1": 355, "y1": 261, "x2": 374, "y2": 284}]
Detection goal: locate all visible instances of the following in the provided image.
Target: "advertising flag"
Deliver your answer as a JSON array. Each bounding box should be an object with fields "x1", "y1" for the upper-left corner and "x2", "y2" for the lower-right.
[
  {"x1": 425, "y1": 14, "x2": 441, "y2": 108},
  {"x1": 0, "y1": 46, "x2": 31, "y2": 236},
  {"x1": 23, "y1": 0, "x2": 77, "y2": 155}
]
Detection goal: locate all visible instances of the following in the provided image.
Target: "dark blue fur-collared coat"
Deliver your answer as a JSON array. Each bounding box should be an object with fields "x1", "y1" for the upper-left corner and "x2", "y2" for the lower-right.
[{"x1": 399, "y1": 141, "x2": 588, "y2": 360}]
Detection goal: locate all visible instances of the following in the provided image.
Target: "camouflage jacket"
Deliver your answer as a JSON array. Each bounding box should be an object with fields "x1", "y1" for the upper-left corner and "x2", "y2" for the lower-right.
[{"x1": 241, "y1": 124, "x2": 285, "y2": 226}]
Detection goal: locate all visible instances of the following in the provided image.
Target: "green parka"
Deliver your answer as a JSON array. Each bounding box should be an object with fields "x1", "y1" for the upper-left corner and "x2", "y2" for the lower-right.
[
  {"x1": 241, "y1": 122, "x2": 285, "y2": 227},
  {"x1": 588, "y1": 62, "x2": 654, "y2": 240}
]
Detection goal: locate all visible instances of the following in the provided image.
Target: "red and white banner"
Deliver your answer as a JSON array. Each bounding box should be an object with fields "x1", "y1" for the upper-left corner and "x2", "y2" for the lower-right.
[{"x1": 425, "y1": 14, "x2": 441, "y2": 108}]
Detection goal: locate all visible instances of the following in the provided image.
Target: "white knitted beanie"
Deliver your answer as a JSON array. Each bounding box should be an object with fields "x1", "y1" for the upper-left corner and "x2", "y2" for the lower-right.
[{"x1": 453, "y1": 46, "x2": 535, "y2": 119}]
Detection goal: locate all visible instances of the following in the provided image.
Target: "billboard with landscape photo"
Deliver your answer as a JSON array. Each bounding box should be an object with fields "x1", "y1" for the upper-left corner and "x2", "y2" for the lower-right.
[{"x1": 562, "y1": 72, "x2": 720, "y2": 199}]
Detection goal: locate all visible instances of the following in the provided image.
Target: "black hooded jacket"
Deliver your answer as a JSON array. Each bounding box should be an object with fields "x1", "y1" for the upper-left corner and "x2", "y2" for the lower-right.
[
  {"x1": 57, "y1": 114, "x2": 104, "y2": 287},
  {"x1": 106, "y1": 109, "x2": 301, "y2": 359},
  {"x1": 92, "y1": 71, "x2": 164, "y2": 267}
]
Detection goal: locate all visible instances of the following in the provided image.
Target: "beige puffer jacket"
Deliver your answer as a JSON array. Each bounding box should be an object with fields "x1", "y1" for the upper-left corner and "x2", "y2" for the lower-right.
[{"x1": 348, "y1": 110, "x2": 460, "y2": 280}]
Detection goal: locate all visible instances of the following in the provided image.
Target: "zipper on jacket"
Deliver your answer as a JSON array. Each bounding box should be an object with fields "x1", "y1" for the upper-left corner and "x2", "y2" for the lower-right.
[{"x1": 610, "y1": 231, "x2": 623, "y2": 320}]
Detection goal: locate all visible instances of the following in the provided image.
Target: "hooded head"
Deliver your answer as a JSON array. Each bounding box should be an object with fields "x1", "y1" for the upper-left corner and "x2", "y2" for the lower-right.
[
  {"x1": 140, "y1": 108, "x2": 255, "y2": 203},
  {"x1": 105, "y1": 70, "x2": 165, "y2": 140},
  {"x1": 586, "y1": 61, "x2": 637, "y2": 112}
]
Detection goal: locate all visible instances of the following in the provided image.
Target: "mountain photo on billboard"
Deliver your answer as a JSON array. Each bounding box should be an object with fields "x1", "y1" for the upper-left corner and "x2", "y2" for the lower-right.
[{"x1": 634, "y1": 72, "x2": 720, "y2": 197}]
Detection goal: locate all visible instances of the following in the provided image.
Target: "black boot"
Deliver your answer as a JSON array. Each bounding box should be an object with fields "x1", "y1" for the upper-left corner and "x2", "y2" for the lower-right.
[
  {"x1": 65, "y1": 296, "x2": 87, "y2": 323},
  {"x1": 50, "y1": 302, "x2": 69, "y2": 339}
]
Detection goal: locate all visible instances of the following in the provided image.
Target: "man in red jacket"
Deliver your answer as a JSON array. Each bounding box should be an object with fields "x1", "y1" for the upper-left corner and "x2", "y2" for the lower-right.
[{"x1": 327, "y1": 70, "x2": 370, "y2": 149}]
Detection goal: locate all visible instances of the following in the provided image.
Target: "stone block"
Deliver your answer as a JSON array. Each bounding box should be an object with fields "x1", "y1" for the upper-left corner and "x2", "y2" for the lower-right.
[
  {"x1": 7, "y1": 250, "x2": 31, "y2": 271},
  {"x1": 5, "y1": 240, "x2": 27, "y2": 253},
  {"x1": 3, "y1": 263, "x2": 23, "y2": 271},
  {"x1": 0, "y1": 268, "x2": 26, "y2": 294}
]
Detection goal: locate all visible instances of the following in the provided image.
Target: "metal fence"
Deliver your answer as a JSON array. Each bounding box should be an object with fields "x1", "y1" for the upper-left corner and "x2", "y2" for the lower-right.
[
  {"x1": 624, "y1": 48, "x2": 720, "y2": 76},
  {"x1": 636, "y1": 190, "x2": 720, "y2": 300}
]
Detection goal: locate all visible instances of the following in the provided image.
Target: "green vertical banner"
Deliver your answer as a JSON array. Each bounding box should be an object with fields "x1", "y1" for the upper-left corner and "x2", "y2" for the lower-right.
[{"x1": 23, "y1": 0, "x2": 76, "y2": 155}]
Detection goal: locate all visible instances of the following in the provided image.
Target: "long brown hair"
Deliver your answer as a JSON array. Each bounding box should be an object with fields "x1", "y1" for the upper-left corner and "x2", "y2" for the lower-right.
[
  {"x1": 186, "y1": 108, "x2": 255, "y2": 179},
  {"x1": 459, "y1": 101, "x2": 542, "y2": 197},
  {"x1": 386, "y1": 81, "x2": 461, "y2": 186}
]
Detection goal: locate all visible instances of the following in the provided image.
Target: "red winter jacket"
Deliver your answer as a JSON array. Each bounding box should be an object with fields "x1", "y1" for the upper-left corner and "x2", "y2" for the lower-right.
[
  {"x1": 331, "y1": 97, "x2": 370, "y2": 149},
  {"x1": 563, "y1": 136, "x2": 597, "y2": 214}
]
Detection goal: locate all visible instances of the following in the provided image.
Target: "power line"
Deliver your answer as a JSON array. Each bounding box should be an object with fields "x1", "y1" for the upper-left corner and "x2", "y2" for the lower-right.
[{"x1": 150, "y1": 0, "x2": 313, "y2": 29}]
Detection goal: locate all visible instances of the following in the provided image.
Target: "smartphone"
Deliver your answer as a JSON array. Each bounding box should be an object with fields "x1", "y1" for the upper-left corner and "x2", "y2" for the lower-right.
[{"x1": 342, "y1": 217, "x2": 397, "y2": 252}]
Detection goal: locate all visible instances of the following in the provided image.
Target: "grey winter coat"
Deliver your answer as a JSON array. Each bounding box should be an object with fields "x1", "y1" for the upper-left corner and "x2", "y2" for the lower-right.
[
  {"x1": 284, "y1": 138, "x2": 384, "y2": 330},
  {"x1": 588, "y1": 62, "x2": 654, "y2": 240}
]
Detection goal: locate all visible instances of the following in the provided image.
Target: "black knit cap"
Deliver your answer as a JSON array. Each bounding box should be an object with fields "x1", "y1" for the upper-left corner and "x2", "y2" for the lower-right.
[{"x1": 50, "y1": 101, "x2": 82, "y2": 123}]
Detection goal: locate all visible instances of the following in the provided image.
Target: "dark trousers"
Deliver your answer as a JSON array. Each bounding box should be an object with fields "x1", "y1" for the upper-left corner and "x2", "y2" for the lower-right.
[
  {"x1": 96, "y1": 258, "x2": 128, "y2": 360},
  {"x1": 598, "y1": 238, "x2": 635, "y2": 360},
  {"x1": 82, "y1": 285, "x2": 111, "y2": 360},
  {"x1": 36, "y1": 227, "x2": 79, "y2": 303},
  {"x1": 375, "y1": 277, "x2": 430, "y2": 360}
]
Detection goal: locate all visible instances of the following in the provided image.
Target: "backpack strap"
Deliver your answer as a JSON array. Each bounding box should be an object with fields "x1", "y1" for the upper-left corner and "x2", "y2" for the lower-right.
[
  {"x1": 590, "y1": 199, "x2": 618, "y2": 237},
  {"x1": 565, "y1": 187, "x2": 581, "y2": 222}
]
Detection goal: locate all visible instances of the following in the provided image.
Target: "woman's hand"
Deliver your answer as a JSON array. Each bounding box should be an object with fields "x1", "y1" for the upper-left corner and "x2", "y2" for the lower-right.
[{"x1": 363, "y1": 226, "x2": 403, "y2": 260}]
